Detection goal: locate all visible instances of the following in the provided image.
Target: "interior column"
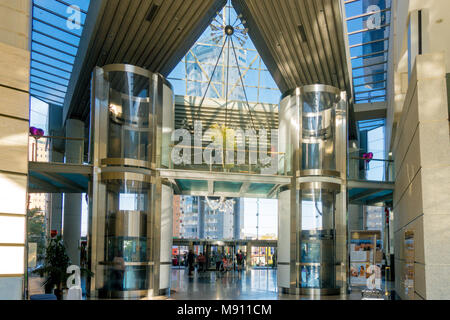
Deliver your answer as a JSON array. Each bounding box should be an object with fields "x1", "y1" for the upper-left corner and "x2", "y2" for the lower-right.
[{"x1": 63, "y1": 118, "x2": 84, "y2": 266}]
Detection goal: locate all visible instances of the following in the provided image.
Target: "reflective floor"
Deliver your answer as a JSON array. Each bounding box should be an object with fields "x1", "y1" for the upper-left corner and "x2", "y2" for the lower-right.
[{"x1": 165, "y1": 268, "x2": 394, "y2": 300}]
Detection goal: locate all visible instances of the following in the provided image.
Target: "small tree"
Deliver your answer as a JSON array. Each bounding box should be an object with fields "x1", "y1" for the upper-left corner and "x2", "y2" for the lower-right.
[
  {"x1": 34, "y1": 235, "x2": 94, "y2": 299},
  {"x1": 34, "y1": 235, "x2": 71, "y2": 299}
]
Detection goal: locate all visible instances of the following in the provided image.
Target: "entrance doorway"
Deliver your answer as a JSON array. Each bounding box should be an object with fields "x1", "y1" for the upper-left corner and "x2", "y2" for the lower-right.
[
  {"x1": 250, "y1": 246, "x2": 277, "y2": 269},
  {"x1": 204, "y1": 242, "x2": 235, "y2": 270}
]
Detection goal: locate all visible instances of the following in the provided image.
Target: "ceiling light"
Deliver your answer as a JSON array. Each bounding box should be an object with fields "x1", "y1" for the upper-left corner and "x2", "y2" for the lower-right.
[
  {"x1": 298, "y1": 24, "x2": 307, "y2": 42},
  {"x1": 146, "y1": 4, "x2": 160, "y2": 23}
]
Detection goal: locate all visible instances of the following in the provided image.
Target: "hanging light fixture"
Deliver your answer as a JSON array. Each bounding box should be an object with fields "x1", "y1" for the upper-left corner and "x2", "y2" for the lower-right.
[
  {"x1": 196, "y1": 1, "x2": 257, "y2": 133},
  {"x1": 205, "y1": 196, "x2": 235, "y2": 213}
]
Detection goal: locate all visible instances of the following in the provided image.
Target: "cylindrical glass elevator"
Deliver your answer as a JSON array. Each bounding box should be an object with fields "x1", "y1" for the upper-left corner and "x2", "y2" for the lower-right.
[
  {"x1": 89, "y1": 64, "x2": 174, "y2": 299},
  {"x1": 278, "y1": 84, "x2": 347, "y2": 296}
]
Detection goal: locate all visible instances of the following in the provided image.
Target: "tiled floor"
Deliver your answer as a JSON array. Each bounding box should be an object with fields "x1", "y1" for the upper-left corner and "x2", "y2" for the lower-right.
[
  {"x1": 30, "y1": 268, "x2": 395, "y2": 300},
  {"x1": 165, "y1": 268, "x2": 392, "y2": 300}
]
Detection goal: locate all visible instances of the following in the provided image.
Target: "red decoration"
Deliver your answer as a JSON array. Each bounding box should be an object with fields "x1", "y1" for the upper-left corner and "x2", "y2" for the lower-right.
[
  {"x1": 362, "y1": 152, "x2": 374, "y2": 163},
  {"x1": 29, "y1": 126, "x2": 45, "y2": 138}
]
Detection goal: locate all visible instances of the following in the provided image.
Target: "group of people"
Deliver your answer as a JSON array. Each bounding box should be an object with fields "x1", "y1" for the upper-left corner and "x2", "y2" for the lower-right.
[{"x1": 184, "y1": 250, "x2": 246, "y2": 276}]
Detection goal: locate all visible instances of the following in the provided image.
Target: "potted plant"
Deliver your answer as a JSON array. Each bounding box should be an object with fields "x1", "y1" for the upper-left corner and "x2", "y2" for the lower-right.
[{"x1": 33, "y1": 235, "x2": 93, "y2": 300}]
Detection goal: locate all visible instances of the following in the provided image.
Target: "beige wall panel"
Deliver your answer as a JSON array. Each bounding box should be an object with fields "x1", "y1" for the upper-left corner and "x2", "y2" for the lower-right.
[
  {"x1": 417, "y1": 78, "x2": 449, "y2": 122},
  {"x1": 416, "y1": 53, "x2": 446, "y2": 82},
  {"x1": 0, "y1": 0, "x2": 30, "y2": 40},
  {"x1": 394, "y1": 229, "x2": 404, "y2": 260},
  {"x1": 0, "y1": 29, "x2": 28, "y2": 51},
  {"x1": 421, "y1": 166, "x2": 450, "y2": 213},
  {"x1": 419, "y1": 121, "x2": 450, "y2": 168},
  {"x1": 0, "y1": 86, "x2": 29, "y2": 120},
  {"x1": 394, "y1": 258, "x2": 405, "y2": 300},
  {"x1": 423, "y1": 214, "x2": 450, "y2": 266},
  {"x1": 0, "y1": 42, "x2": 30, "y2": 91},
  {"x1": 0, "y1": 172, "x2": 27, "y2": 215},
  {"x1": 414, "y1": 293, "x2": 425, "y2": 300},
  {"x1": 0, "y1": 0, "x2": 30, "y2": 12},
  {"x1": 394, "y1": 89, "x2": 419, "y2": 177},
  {"x1": 0, "y1": 246, "x2": 24, "y2": 274},
  {"x1": 394, "y1": 128, "x2": 421, "y2": 205},
  {"x1": 0, "y1": 116, "x2": 29, "y2": 174},
  {"x1": 394, "y1": 170, "x2": 423, "y2": 231},
  {"x1": 0, "y1": 277, "x2": 23, "y2": 300},
  {"x1": 414, "y1": 262, "x2": 426, "y2": 299},
  {"x1": 0, "y1": 215, "x2": 25, "y2": 244},
  {"x1": 411, "y1": 216, "x2": 425, "y2": 265},
  {"x1": 425, "y1": 264, "x2": 450, "y2": 300}
]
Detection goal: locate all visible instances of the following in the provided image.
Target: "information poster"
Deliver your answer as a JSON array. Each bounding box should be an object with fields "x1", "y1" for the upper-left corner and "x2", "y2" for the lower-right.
[
  {"x1": 404, "y1": 231, "x2": 414, "y2": 299},
  {"x1": 350, "y1": 231, "x2": 382, "y2": 286}
]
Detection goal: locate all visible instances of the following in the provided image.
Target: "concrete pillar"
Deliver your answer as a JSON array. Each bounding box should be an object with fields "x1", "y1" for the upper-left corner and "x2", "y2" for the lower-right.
[
  {"x1": 198, "y1": 197, "x2": 204, "y2": 239},
  {"x1": 245, "y1": 242, "x2": 251, "y2": 271},
  {"x1": 233, "y1": 199, "x2": 241, "y2": 240},
  {"x1": 63, "y1": 119, "x2": 84, "y2": 266},
  {"x1": 348, "y1": 204, "x2": 364, "y2": 231},
  {"x1": 0, "y1": 0, "x2": 31, "y2": 300},
  {"x1": 48, "y1": 104, "x2": 63, "y2": 234}
]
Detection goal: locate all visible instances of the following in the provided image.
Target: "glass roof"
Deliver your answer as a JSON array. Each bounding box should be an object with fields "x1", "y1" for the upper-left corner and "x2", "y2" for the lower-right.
[
  {"x1": 30, "y1": 0, "x2": 90, "y2": 106},
  {"x1": 358, "y1": 118, "x2": 385, "y2": 131},
  {"x1": 168, "y1": 0, "x2": 280, "y2": 105},
  {"x1": 344, "y1": 0, "x2": 391, "y2": 104}
]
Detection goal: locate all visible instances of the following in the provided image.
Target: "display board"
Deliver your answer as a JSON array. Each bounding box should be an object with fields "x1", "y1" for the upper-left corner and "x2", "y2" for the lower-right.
[
  {"x1": 404, "y1": 231, "x2": 414, "y2": 299},
  {"x1": 350, "y1": 230, "x2": 382, "y2": 287}
]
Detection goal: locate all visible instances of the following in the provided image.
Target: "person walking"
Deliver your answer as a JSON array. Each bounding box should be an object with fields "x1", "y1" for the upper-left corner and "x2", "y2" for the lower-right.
[
  {"x1": 236, "y1": 250, "x2": 244, "y2": 272},
  {"x1": 187, "y1": 250, "x2": 195, "y2": 276},
  {"x1": 198, "y1": 253, "x2": 206, "y2": 272},
  {"x1": 215, "y1": 252, "x2": 222, "y2": 271}
]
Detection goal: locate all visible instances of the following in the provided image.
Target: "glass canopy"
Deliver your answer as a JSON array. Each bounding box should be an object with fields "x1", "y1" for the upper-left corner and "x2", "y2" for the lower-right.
[
  {"x1": 358, "y1": 118, "x2": 385, "y2": 131},
  {"x1": 167, "y1": 0, "x2": 280, "y2": 105},
  {"x1": 30, "y1": 0, "x2": 90, "y2": 106},
  {"x1": 344, "y1": 0, "x2": 391, "y2": 104}
]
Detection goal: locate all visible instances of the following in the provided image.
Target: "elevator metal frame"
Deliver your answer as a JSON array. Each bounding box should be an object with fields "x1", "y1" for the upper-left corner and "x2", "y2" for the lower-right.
[
  {"x1": 89, "y1": 64, "x2": 175, "y2": 299},
  {"x1": 278, "y1": 84, "x2": 348, "y2": 296}
]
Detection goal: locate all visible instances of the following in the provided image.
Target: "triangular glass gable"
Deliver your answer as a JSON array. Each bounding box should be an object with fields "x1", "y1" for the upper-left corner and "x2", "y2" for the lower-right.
[{"x1": 168, "y1": 0, "x2": 280, "y2": 105}]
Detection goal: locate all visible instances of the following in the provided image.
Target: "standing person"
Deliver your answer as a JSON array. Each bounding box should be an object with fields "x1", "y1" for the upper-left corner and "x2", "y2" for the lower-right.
[
  {"x1": 187, "y1": 250, "x2": 195, "y2": 276},
  {"x1": 112, "y1": 251, "x2": 125, "y2": 291},
  {"x1": 215, "y1": 252, "x2": 222, "y2": 271},
  {"x1": 272, "y1": 250, "x2": 277, "y2": 269},
  {"x1": 236, "y1": 250, "x2": 244, "y2": 272},
  {"x1": 221, "y1": 255, "x2": 228, "y2": 273},
  {"x1": 198, "y1": 253, "x2": 206, "y2": 272},
  {"x1": 183, "y1": 252, "x2": 187, "y2": 267}
]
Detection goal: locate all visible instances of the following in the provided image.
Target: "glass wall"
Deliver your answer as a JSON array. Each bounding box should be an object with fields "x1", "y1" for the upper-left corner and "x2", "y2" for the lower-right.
[
  {"x1": 301, "y1": 90, "x2": 339, "y2": 172},
  {"x1": 90, "y1": 64, "x2": 174, "y2": 298},
  {"x1": 243, "y1": 198, "x2": 277, "y2": 240},
  {"x1": 106, "y1": 71, "x2": 152, "y2": 165},
  {"x1": 300, "y1": 188, "x2": 336, "y2": 289},
  {"x1": 345, "y1": 0, "x2": 390, "y2": 104},
  {"x1": 103, "y1": 179, "x2": 151, "y2": 293},
  {"x1": 365, "y1": 205, "x2": 384, "y2": 249},
  {"x1": 172, "y1": 196, "x2": 278, "y2": 241},
  {"x1": 353, "y1": 119, "x2": 387, "y2": 181},
  {"x1": 167, "y1": 0, "x2": 280, "y2": 104}
]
